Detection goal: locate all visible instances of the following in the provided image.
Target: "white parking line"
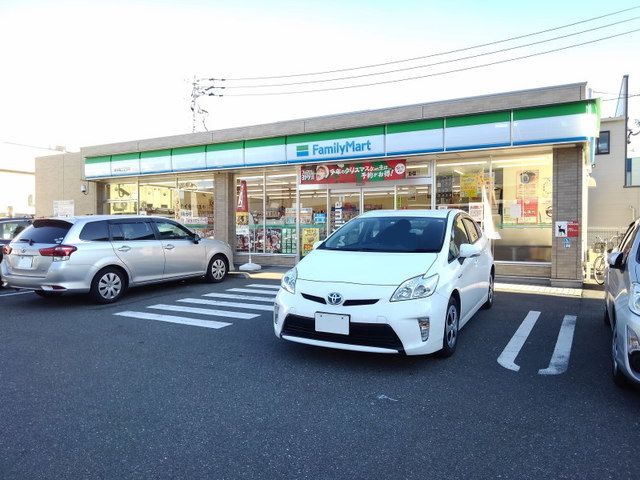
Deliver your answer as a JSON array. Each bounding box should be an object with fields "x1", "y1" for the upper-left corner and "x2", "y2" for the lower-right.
[
  {"x1": 178, "y1": 298, "x2": 274, "y2": 311},
  {"x1": 538, "y1": 315, "x2": 577, "y2": 376},
  {"x1": 247, "y1": 284, "x2": 280, "y2": 290},
  {"x1": 147, "y1": 304, "x2": 258, "y2": 319},
  {"x1": 0, "y1": 290, "x2": 33, "y2": 297},
  {"x1": 203, "y1": 293, "x2": 275, "y2": 302},
  {"x1": 228, "y1": 288, "x2": 277, "y2": 295},
  {"x1": 114, "y1": 311, "x2": 231, "y2": 329},
  {"x1": 497, "y1": 311, "x2": 541, "y2": 372}
]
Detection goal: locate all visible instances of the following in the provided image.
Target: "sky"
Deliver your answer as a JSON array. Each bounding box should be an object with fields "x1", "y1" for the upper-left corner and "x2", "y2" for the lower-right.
[{"x1": 1, "y1": 0, "x2": 639, "y2": 169}]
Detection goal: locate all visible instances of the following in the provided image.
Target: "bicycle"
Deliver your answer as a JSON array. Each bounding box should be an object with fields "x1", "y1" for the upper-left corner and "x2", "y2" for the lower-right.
[{"x1": 591, "y1": 234, "x2": 623, "y2": 285}]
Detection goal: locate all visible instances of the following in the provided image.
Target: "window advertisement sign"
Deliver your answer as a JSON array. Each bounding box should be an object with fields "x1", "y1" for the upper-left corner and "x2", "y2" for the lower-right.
[
  {"x1": 301, "y1": 159, "x2": 406, "y2": 185},
  {"x1": 301, "y1": 227, "x2": 321, "y2": 256}
]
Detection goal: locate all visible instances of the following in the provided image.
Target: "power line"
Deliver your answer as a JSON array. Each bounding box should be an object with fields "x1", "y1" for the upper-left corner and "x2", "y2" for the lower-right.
[
  {"x1": 209, "y1": 5, "x2": 640, "y2": 81},
  {"x1": 209, "y1": 16, "x2": 640, "y2": 89},
  {"x1": 601, "y1": 93, "x2": 640, "y2": 101},
  {"x1": 206, "y1": 27, "x2": 640, "y2": 97}
]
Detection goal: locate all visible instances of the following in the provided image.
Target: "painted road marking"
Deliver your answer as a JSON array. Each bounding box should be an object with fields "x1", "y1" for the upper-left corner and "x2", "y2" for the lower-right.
[
  {"x1": 497, "y1": 310, "x2": 541, "y2": 372},
  {"x1": 203, "y1": 293, "x2": 275, "y2": 302},
  {"x1": 114, "y1": 311, "x2": 231, "y2": 329},
  {"x1": 228, "y1": 288, "x2": 276, "y2": 295},
  {"x1": 147, "y1": 304, "x2": 258, "y2": 319},
  {"x1": 538, "y1": 315, "x2": 578, "y2": 376},
  {"x1": 0, "y1": 291, "x2": 33, "y2": 297},
  {"x1": 247, "y1": 284, "x2": 280, "y2": 290},
  {"x1": 178, "y1": 298, "x2": 274, "y2": 312}
]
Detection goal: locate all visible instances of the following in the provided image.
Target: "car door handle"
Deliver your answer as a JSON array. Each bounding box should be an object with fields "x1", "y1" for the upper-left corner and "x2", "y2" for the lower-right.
[
  {"x1": 117, "y1": 246, "x2": 131, "y2": 252},
  {"x1": 164, "y1": 244, "x2": 175, "y2": 250}
]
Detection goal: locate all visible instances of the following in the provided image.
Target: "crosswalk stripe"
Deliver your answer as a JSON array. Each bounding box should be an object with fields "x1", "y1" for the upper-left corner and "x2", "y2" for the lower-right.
[
  {"x1": 178, "y1": 298, "x2": 274, "y2": 312},
  {"x1": 228, "y1": 288, "x2": 276, "y2": 295},
  {"x1": 203, "y1": 293, "x2": 275, "y2": 302},
  {"x1": 247, "y1": 284, "x2": 280, "y2": 290},
  {"x1": 147, "y1": 304, "x2": 258, "y2": 319},
  {"x1": 538, "y1": 315, "x2": 577, "y2": 375},
  {"x1": 114, "y1": 311, "x2": 231, "y2": 329},
  {"x1": 497, "y1": 311, "x2": 541, "y2": 372}
]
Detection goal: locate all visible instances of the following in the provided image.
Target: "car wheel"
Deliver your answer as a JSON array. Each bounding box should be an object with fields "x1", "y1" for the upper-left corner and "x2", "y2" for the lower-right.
[
  {"x1": 35, "y1": 290, "x2": 62, "y2": 298},
  {"x1": 206, "y1": 254, "x2": 228, "y2": 283},
  {"x1": 439, "y1": 296, "x2": 459, "y2": 358},
  {"x1": 90, "y1": 267, "x2": 126, "y2": 304},
  {"x1": 612, "y1": 327, "x2": 628, "y2": 388},
  {"x1": 481, "y1": 273, "x2": 494, "y2": 310}
]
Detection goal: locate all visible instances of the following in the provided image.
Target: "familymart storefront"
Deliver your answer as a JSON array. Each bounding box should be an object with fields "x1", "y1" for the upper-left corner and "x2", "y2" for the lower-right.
[{"x1": 80, "y1": 87, "x2": 599, "y2": 287}]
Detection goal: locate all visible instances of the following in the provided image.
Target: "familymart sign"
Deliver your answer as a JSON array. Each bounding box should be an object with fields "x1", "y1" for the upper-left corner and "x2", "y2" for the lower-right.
[{"x1": 286, "y1": 127, "x2": 385, "y2": 162}]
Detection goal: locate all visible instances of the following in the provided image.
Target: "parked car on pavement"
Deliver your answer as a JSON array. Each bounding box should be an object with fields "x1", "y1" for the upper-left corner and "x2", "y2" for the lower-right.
[
  {"x1": 274, "y1": 209, "x2": 494, "y2": 356},
  {"x1": 0, "y1": 217, "x2": 32, "y2": 263},
  {"x1": 0, "y1": 215, "x2": 233, "y2": 303},
  {"x1": 604, "y1": 218, "x2": 640, "y2": 387}
]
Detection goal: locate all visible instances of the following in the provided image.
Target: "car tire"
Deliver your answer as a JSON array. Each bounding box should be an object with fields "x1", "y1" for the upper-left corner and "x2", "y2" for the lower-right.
[
  {"x1": 90, "y1": 267, "x2": 126, "y2": 304},
  {"x1": 35, "y1": 290, "x2": 62, "y2": 298},
  {"x1": 205, "y1": 254, "x2": 228, "y2": 283},
  {"x1": 612, "y1": 327, "x2": 629, "y2": 388},
  {"x1": 481, "y1": 273, "x2": 494, "y2": 310},
  {"x1": 439, "y1": 296, "x2": 459, "y2": 358}
]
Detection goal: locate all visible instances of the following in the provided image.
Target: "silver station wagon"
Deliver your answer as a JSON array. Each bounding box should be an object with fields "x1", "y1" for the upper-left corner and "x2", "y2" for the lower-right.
[{"x1": 0, "y1": 215, "x2": 233, "y2": 303}]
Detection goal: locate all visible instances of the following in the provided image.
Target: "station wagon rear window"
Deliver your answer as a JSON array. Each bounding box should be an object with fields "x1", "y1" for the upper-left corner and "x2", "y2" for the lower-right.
[{"x1": 13, "y1": 219, "x2": 72, "y2": 245}]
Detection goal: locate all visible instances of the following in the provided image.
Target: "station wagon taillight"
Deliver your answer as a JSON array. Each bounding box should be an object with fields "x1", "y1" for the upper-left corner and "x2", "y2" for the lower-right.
[
  {"x1": 39, "y1": 245, "x2": 77, "y2": 261},
  {"x1": 2, "y1": 245, "x2": 11, "y2": 255}
]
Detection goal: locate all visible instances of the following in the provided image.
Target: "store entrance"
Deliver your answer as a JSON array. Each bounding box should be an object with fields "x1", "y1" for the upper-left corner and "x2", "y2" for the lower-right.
[{"x1": 328, "y1": 186, "x2": 397, "y2": 233}]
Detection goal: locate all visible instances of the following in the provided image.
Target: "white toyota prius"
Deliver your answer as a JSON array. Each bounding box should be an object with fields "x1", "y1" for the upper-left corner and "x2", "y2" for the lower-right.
[{"x1": 273, "y1": 209, "x2": 494, "y2": 356}]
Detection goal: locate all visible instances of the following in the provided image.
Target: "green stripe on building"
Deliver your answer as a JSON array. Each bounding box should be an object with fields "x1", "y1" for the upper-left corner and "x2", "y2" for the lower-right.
[
  {"x1": 513, "y1": 101, "x2": 594, "y2": 121},
  {"x1": 387, "y1": 119, "x2": 443, "y2": 134},
  {"x1": 245, "y1": 137, "x2": 285, "y2": 149},
  {"x1": 111, "y1": 152, "x2": 140, "y2": 162},
  {"x1": 173, "y1": 145, "x2": 206, "y2": 155},
  {"x1": 85, "y1": 156, "x2": 110, "y2": 164},
  {"x1": 140, "y1": 149, "x2": 171, "y2": 159},
  {"x1": 447, "y1": 111, "x2": 511, "y2": 128},
  {"x1": 206, "y1": 141, "x2": 244, "y2": 152},
  {"x1": 287, "y1": 126, "x2": 384, "y2": 144}
]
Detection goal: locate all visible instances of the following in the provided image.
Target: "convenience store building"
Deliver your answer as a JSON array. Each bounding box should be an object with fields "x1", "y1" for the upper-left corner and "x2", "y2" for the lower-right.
[{"x1": 35, "y1": 82, "x2": 602, "y2": 287}]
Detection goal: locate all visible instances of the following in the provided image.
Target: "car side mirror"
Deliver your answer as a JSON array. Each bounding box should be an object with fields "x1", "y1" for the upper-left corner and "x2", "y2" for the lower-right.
[
  {"x1": 608, "y1": 251, "x2": 624, "y2": 270},
  {"x1": 459, "y1": 243, "x2": 482, "y2": 263},
  {"x1": 193, "y1": 234, "x2": 201, "y2": 244},
  {"x1": 313, "y1": 240, "x2": 323, "y2": 250}
]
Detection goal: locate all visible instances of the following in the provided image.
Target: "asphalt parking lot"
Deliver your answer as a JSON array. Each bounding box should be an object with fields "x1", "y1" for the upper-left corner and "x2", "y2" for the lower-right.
[{"x1": 0, "y1": 275, "x2": 638, "y2": 479}]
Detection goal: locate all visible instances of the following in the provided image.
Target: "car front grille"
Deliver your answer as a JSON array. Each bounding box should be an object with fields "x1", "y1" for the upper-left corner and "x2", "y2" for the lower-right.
[
  {"x1": 301, "y1": 293, "x2": 379, "y2": 307},
  {"x1": 281, "y1": 314, "x2": 404, "y2": 352}
]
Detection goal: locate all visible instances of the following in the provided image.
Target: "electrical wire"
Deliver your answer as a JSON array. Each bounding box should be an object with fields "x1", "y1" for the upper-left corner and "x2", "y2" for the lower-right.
[
  {"x1": 208, "y1": 15, "x2": 640, "y2": 89},
  {"x1": 208, "y1": 5, "x2": 640, "y2": 81},
  {"x1": 600, "y1": 93, "x2": 640, "y2": 101},
  {"x1": 206, "y1": 27, "x2": 640, "y2": 97}
]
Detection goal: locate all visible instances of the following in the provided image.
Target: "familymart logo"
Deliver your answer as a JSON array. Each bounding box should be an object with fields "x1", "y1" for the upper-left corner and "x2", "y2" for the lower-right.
[{"x1": 295, "y1": 140, "x2": 373, "y2": 158}]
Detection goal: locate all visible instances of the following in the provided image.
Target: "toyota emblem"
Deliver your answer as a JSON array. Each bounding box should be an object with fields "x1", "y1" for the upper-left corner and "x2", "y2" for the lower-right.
[{"x1": 327, "y1": 292, "x2": 343, "y2": 306}]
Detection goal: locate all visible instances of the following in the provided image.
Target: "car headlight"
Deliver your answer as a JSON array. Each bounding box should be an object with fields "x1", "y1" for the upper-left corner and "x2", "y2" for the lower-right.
[
  {"x1": 390, "y1": 274, "x2": 438, "y2": 302},
  {"x1": 281, "y1": 267, "x2": 297, "y2": 294},
  {"x1": 628, "y1": 283, "x2": 640, "y2": 316}
]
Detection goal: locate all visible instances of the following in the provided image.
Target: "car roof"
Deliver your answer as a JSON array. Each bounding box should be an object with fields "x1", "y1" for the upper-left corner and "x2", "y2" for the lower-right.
[
  {"x1": 358, "y1": 209, "x2": 463, "y2": 219},
  {"x1": 34, "y1": 215, "x2": 172, "y2": 224}
]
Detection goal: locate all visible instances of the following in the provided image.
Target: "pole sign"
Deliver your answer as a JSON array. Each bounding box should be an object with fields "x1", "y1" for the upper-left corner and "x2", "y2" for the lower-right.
[{"x1": 300, "y1": 159, "x2": 406, "y2": 185}]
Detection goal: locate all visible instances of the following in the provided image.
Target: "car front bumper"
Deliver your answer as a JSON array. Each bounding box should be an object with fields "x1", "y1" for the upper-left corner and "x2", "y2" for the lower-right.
[
  {"x1": 614, "y1": 306, "x2": 640, "y2": 384},
  {"x1": 0, "y1": 260, "x2": 97, "y2": 293},
  {"x1": 273, "y1": 279, "x2": 448, "y2": 356}
]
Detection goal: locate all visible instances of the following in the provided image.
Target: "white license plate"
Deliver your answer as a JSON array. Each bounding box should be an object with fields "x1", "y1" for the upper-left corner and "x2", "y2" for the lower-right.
[
  {"x1": 315, "y1": 312, "x2": 350, "y2": 335},
  {"x1": 17, "y1": 256, "x2": 34, "y2": 269}
]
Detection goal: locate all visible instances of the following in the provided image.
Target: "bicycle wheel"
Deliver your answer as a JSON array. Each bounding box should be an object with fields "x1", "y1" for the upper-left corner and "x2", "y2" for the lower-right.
[{"x1": 593, "y1": 255, "x2": 606, "y2": 285}]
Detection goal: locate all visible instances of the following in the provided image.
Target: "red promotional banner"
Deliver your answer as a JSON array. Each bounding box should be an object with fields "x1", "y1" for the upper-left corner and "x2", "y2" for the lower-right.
[
  {"x1": 236, "y1": 180, "x2": 248, "y2": 212},
  {"x1": 300, "y1": 159, "x2": 406, "y2": 185}
]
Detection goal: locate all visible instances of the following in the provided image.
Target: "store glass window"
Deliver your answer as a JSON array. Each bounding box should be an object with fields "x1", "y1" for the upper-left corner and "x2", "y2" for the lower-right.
[
  {"x1": 176, "y1": 177, "x2": 215, "y2": 238},
  {"x1": 299, "y1": 188, "x2": 327, "y2": 257},
  {"x1": 236, "y1": 175, "x2": 264, "y2": 254},
  {"x1": 104, "y1": 181, "x2": 138, "y2": 215},
  {"x1": 264, "y1": 172, "x2": 297, "y2": 254},
  {"x1": 396, "y1": 185, "x2": 432, "y2": 209},
  {"x1": 435, "y1": 159, "x2": 490, "y2": 215},
  {"x1": 139, "y1": 179, "x2": 176, "y2": 217}
]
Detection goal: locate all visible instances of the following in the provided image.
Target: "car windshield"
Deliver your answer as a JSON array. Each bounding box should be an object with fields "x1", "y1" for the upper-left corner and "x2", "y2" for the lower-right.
[{"x1": 320, "y1": 216, "x2": 446, "y2": 253}]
